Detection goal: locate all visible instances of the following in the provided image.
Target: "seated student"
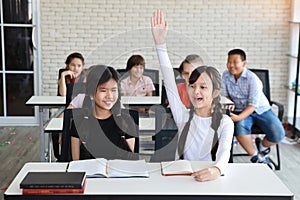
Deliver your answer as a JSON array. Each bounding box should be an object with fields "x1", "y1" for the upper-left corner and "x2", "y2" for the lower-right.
[
  {"x1": 54, "y1": 52, "x2": 86, "y2": 159},
  {"x1": 151, "y1": 9, "x2": 234, "y2": 182},
  {"x1": 58, "y1": 52, "x2": 86, "y2": 98},
  {"x1": 120, "y1": 55, "x2": 155, "y2": 96},
  {"x1": 221, "y1": 48, "x2": 285, "y2": 169},
  {"x1": 70, "y1": 65, "x2": 137, "y2": 160},
  {"x1": 176, "y1": 54, "x2": 204, "y2": 107}
]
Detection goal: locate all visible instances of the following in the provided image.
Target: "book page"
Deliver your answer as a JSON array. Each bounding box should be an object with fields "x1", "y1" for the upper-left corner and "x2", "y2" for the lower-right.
[
  {"x1": 107, "y1": 159, "x2": 149, "y2": 178},
  {"x1": 161, "y1": 160, "x2": 193, "y2": 176},
  {"x1": 68, "y1": 158, "x2": 108, "y2": 178}
]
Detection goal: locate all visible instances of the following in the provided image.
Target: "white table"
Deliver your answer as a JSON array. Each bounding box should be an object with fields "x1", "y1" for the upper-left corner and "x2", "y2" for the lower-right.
[
  {"x1": 4, "y1": 162, "x2": 293, "y2": 200},
  {"x1": 121, "y1": 96, "x2": 233, "y2": 106},
  {"x1": 45, "y1": 117, "x2": 155, "y2": 132},
  {"x1": 121, "y1": 96, "x2": 161, "y2": 106},
  {"x1": 221, "y1": 96, "x2": 234, "y2": 105},
  {"x1": 26, "y1": 96, "x2": 66, "y2": 162}
]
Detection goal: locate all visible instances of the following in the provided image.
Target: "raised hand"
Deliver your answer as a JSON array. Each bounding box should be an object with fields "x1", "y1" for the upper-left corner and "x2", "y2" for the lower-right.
[{"x1": 151, "y1": 9, "x2": 168, "y2": 45}]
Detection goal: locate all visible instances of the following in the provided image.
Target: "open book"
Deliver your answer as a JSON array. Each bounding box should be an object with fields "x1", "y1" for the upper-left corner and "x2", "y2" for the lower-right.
[
  {"x1": 67, "y1": 158, "x2": 149, "y2": 178},
  {"x1": 161, "y1": 160, "x2": 195, "y2": 176}
]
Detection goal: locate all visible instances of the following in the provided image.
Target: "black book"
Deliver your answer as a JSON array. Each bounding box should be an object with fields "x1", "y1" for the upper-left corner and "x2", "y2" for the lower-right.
[{"x1": 20, "y1": 172, "x2": 86, "y2": 189}]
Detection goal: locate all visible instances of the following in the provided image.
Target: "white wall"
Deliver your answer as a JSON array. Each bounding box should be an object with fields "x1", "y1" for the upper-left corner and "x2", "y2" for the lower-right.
[{"x1": 40, "y1": 0, "x2": 291, "y2": 115}]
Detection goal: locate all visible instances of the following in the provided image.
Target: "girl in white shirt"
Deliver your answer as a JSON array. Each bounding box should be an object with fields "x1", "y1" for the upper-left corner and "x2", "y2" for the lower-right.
[{"x1": 151, "y1": 9, "x2": 234, "y2": 182}]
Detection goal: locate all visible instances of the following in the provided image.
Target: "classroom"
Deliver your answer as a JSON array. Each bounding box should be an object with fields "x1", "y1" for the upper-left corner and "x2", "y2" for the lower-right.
[{"x1": 0, "y1": 0, "x2": 300, "y2": 199}]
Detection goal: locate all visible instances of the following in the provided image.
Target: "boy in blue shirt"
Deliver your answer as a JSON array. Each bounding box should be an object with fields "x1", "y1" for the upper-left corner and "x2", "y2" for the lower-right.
[{"x1": 222, "y1": 49, "x2": 285, "y2": 169}]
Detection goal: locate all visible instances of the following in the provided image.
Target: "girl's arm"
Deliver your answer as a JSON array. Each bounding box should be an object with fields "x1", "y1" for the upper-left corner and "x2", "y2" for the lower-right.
[
  {"x1": 58, "y1": 73, "x2": 67, "y2": 96},
  {"x1": 71, "y1": 136, "x2": 81, "y2": 160},
  {"x1": 151, "y1": 9, "x2": 187, "y2": 124},
  {"x1": 192, "y1": 116, "x2": 234, "y2": 181},
  {"x1": 58, "y1": 70, "x2": 77, "y2": 96},
  {"x1": 213, "y1": 116, "x2": 234, "y2": 174}
]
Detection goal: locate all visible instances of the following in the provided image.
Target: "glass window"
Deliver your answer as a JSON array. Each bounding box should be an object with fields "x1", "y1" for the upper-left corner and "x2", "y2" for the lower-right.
[
  {"x1": 0, "y1": 75, "x2": 3, "y2": 116},
  {"x1": 0, "y1": 31, "x2": 2, "y2": 70},
  {"x1": 4, "y1": 27, "x2": 33, "y2": 71},
  {"x1": 6, "y1": 73, "x2": 34, "y2": 116},
  {"x1": 3, "y1": 0, "x2": 32, "y2": 24}
]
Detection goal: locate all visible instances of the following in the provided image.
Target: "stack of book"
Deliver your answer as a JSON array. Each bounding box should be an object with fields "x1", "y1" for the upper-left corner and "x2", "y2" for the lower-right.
[{"x1": 20, "y1": 172, "x2": 86, "y2": 194}]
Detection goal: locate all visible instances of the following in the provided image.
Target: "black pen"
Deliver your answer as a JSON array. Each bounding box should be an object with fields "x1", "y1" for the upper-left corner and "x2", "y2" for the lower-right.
[{"x1": 65, "y1": 163, "x2": 70, "y2": 172}]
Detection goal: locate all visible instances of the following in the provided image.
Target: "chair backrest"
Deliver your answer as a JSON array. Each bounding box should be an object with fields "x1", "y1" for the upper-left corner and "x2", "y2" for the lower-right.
[
  {"x1": 126, "y1": 109, "x2": 139, "y2": 153},
  {"x1": 150, "y1": 106, "x2": 178, "y2": 162},
  {"x1": 57, "y1": 68, "x2": 66, "y2": 96},
  {"x1": 60, "y1": 108, "x2": 76, "y2": 162},
  {"x1": 117, "y1": 68, "x2": 160, "y2": 96},
  {"x1": 173, "y1": 67, "x2": 180, "y2": 77},
  {"x1": 249, "y1": 69, "x2": 271, "y2": 102}
]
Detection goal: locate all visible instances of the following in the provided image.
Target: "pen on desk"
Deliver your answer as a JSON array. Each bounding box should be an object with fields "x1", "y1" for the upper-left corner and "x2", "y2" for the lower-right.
[{"x1": 65, "y1": 163, "x2": 70, "y2": 172}]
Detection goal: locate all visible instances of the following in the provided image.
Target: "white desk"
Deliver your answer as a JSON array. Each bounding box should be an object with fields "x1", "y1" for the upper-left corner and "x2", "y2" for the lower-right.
[
  {"x1": 121, "y1": 96, "x2": 161, "y2": 106},
  {"x1": 4, "y1": 162, "x2": 293, "y2": 200},
  {"x1": 44, "y1": 117, "x2": 155, "y2": 133},
  {"x1": 26, "y1": 96, "x2": 66, "y2": 162},
  {"x1": 139, "y1": 117, "x2": 155, "y2": 131},
  {"x1": 121, "y1": 96, "x2": 233, "y2": 105},
  {"x1": 221, "y1": 96, "x2": 234, "y2": 105},
  {"x1": 26, "y1": 96, "x2": 66, "y2": 107}
]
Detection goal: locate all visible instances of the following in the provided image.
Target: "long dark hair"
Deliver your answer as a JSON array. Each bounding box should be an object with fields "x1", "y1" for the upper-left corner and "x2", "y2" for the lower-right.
[
  {"x1": 178, "y1": 66, "x2": 222, "y2": 161},
  {"x1": 83, "y1": 65, "x2": 121, "y2": 116}
]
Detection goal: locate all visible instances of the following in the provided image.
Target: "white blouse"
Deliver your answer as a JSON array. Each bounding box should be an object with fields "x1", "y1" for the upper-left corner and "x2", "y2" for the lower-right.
[{"x1": 155, "y1": 44, "x2": 234, "y2": 174}]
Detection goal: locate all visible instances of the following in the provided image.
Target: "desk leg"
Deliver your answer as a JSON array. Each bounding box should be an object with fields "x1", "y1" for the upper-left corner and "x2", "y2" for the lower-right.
[
  {"x1": 39, "y1": 107, "x2": 50, "y2": 162},
  {"x1": 48, "y1": 132, "x2": 52, "y2": 163},
  {"x1": 39, "y1": 107, "x2": 46, "y2": 162}
]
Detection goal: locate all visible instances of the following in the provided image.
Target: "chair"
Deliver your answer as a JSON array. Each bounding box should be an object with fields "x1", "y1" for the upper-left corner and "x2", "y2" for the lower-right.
[
  {"x1": 117, "y1": 68, "x2": 160, "y2": 96},
  {"x1": 127, "y1": 109, "x2": 140, "y2": 153},
  {"x1": 59, "y1": 108, "x2": 139, "y2": 162},
  {"x1": 150, "y1": 106, "x2": 178, "y2": 162},
  {"x1": 231, "y1": 68, "x2": 283, "y2": 170}
]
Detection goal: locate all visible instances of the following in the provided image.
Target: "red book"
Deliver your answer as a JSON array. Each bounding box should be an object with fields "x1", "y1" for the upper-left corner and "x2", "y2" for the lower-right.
[{"x1": 22, "y1": 180, "x2": 86, "y2": 194}]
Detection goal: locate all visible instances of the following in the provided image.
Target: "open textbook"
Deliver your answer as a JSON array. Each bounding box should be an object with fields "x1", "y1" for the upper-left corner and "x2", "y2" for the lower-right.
[
  {"x1": 161, "y1": 160, "x2": 194, "y2": 176},
  {"x1": 67, "y1": 158, "x2": 149, "y2": 178}
]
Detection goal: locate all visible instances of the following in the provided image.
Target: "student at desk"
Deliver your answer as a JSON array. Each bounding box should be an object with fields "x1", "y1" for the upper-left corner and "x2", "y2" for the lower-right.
[
  {"x1": 120, "y1": 55, "x2": 155, "y2": 96},
  {"x1": 70, "y1": 65, "x2": 137, "y2": 160},
  {"x1": 54, "y1": 52, "x2": 86, "y2": 160},
  {"x1": 58, "y1": 52, "x2": 86, "y2": 97},
  {"x1": 151, "y1": 9, "x2": 234, "y2": 181}
]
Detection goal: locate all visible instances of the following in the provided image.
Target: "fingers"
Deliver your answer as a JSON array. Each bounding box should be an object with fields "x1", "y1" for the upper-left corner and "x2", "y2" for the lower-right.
[
  {"x1": 192, "y1": 167, "x2": 220, "y2": 182},
  {"x1": 150, "y1": 16, "x2": 154, "y2": 28},
  {"x1": 151, "y1": 9, "x2": 166, "y2": 27},
  {"x1": 158, "y1": 9, "x2": 162, "y2": 25}
]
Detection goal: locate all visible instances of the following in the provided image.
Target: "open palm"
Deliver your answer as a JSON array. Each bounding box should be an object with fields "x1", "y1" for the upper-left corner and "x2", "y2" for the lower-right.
[{"x1": 151, "y1": 9, "x2": 168, "y2": 45}]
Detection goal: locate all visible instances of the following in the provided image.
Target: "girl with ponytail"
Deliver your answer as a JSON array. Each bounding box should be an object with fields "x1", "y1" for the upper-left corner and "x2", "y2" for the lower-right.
[{"x1": 151, "y1": 9, "x2": 234, "y2": 181}]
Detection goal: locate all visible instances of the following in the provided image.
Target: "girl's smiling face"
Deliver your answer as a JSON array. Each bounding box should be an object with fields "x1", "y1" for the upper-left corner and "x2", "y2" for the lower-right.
[{"x1": 94, "y1": 78, "x2": 118, "y2": 112}]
